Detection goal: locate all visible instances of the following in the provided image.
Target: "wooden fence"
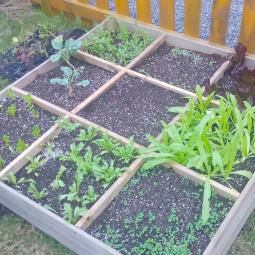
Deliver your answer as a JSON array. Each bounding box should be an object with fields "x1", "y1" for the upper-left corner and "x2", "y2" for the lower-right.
[{"x1": 32, "y1": 0, "x2": 255, "y2": 53}]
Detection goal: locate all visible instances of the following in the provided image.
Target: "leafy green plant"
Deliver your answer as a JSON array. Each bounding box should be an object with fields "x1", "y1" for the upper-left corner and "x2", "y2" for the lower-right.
[
  {"x1": 2, "y1": 134, "x2": 15, "y2": 153},
  {"x1": 94, "y1": 133, "x2": 118, "y2": 154},
  {"x1": 31, "y1": 125, "x2": 41, "y2": 138},
  {"x1": 113, "y1": 137, "x2": 137, "y2": 163},
  {"x1": 6, "y1": 104, "x2": 17, "y2": 117},
  {"x1": 93, "y1": 160, "x2": 126, "y2": 188},
  {"x1": 76, "y1": 127, "x2": 98, "y2": 142},
  {"x1": 51, "y1": 165, "x2": 66, "y2": 190},
  {"x1": 6, "y1": 89, "x2": 16, "y2": 100},
  {"x1": 28, "y1": 181, "x2": 47, "y2": 200},
  {"x1": 4, "y1": 174, "x2": 30, "y2": 187},
  {"x1": 50, "y1": 35, "x2": 90, "y2": 96},
  {"x1": 25, "y1": 155, "x2": 47, "y2": 175},
  {"x1": 83, "y1": 25, "x2": 153, "y2": 66},
  {"x1": 16, "y1": 138, "x2": 28, "y2": 153},
  {"x1": 56, "y1": 118, "x2": 80, "y2": 133},
  {"x1": 0, "y1": 155, "x2": 5, "y2": 170},
  {"x1": 63, "y1": 203, "x2": 87, "y2": 224},
  {"x1": 81, "y1": 186, "x2": 98, "y2": 207},
  {"x1": 21, "y1": 94, "x2": 33, "y2": 110},
  {"x1": 141, "y1": 86, "x2": 255, "y2": 223}
]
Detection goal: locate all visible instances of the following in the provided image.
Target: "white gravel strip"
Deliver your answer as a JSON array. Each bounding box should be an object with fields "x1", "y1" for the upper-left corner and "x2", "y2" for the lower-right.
[{"x1": 89, "y1": 0, "x2": 244, "y2": 48}]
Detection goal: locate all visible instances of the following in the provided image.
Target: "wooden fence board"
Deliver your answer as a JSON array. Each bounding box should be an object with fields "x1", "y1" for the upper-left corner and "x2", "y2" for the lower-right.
[
  {"x1": 184, "y1": 0, "x2": 202, "y2": 37},
  {"x1": 210, "y1": 0, "x2": 231, "y2": 45},
  {"x1": 137, "y1": 0, "x2": 151, "y2": 23},
  {"x1": 160, "y1": 0, "x2": 175, "y2": 30},
  {"x1": 96, "y1": 0, "x2": 109, "y2": 10},
  {"x1": 240, "y1": 0, "x2": 255, "y2": 53},
  {"x1": 115, "y1": 0, "x2": 129, "y2": 16}
]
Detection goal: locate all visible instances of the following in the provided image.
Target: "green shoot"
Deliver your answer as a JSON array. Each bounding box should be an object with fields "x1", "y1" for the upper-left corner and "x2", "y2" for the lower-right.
[
  {"x1": 6, "y1": 104, "x2": 17, "y2": 117},
  {"x1": 26, "y1": 155, "x2": 47, "y2": 175},
  {"x1": 28, "y1": 181, "x2": 48, "y2": 200}
]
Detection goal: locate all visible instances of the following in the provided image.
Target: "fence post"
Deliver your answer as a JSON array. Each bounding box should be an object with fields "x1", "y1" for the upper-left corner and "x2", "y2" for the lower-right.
[
  {"x1": 137, "y1": 0, "x2": 151, "y2": 23},
  {"x1": 160, "y1": 0, "x2": 175, "y2": 30},
  {"x1": 115, "y1": 0, "x2": 129, "y2": 16}
]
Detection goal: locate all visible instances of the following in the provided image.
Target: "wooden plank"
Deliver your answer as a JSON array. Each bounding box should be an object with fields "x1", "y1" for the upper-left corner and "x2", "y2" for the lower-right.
[
  {"x1": 76, "y1": 157, "x2": 145, "y2": 229},
  {"x1": 184, "y1": 0, "x2": 202, "y2": 38},
  {"x1": 115, "y1": 0, "x2": 129, "y2": 16},
  {"x1": 71, "y1": 69, "x2": 126, "y2": 114},
  {"x1": 0, "y1": 124, "x2": 61, "y2": 180},
  {"x1": 126, "y1": 34, "x2": 166, "y2": 68},
  {"x1": 12, "y1": 87, "x2": 70, "y2": 117},
  {"x1": 204, "y1": 171, "x2": 255, "y2": 255},
  {"x1": 40, "y1": 0, "x2": 55, "y2": 15},
  {"x1": 96, "y1": 0, "x2": 109, "y2": 10},
  {"x1": 240, "y1": 0, "x2": 255, "y2": 54},
  {"x1": 160, "y1": 0, "x2": 175, "y2": 30},
  {"x1": 0, "y1": 183, "x2": 120, "y2": 255},
  {"x1": 210, "y1": 60, "x2": 232, "y2": 85},
  {"x1": 167, "y1": 163, "x2": 240, "y2": 201},
  {"x1": 70, "y1": 114, "x2": 143, "y2": 149},
  {"x1": 136, "y1": 0, "x2": 152, "y2": 23},
  {"x1": 210, "y1": 0, "x2": 231, "y2": 45},
  {"x1": 76, "y1": 50, "x2": 123, "y2": 73}
]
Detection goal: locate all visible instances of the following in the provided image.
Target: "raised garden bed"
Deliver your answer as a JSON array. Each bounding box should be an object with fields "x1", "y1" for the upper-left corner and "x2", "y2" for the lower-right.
[{"x1": 1, "y1": 17, "x2": 255, "y2": 255}]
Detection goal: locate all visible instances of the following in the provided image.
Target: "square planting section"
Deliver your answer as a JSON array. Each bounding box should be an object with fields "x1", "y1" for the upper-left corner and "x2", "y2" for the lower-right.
[
  {"x1": 88, "y1": 166, "x2": 233, "y2": 255},
  {"x1": 78, "y1": 75, "x2": 187, "y2": 145},
  {"x1": 24, "y1": 59, "x2": 115, "y2": 111},
  {"x1": 134, "y1": 43, "x2": 226, "y2": 91},
  {"x1": 8, "y1": 124, "x2": 137, "y2": 224},
  {"x1": 0, "y1": 94, "x2": 55, "y2": 170}
]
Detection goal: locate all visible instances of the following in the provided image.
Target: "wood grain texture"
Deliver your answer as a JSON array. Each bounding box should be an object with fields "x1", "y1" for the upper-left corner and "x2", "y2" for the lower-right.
[
  {"x1": 115, "y1": 0, "x2": 129, "y2": 16},
  {"x1": 0, "y1": 183, "x2": 121, "y2": 255},
  {"x1": 240, "y1": 0, "x2": 255, "y2": 53},
  {"x1": 160, "y1": 0, "x2": 175, "y2": 30},
  {"x1": 136, "y1": 0, "x2": 152, "y2": 23},
  {"x1": 210, "y1": 0, "x2": 231, "y2": 45},
  {"x1": 96, "y1": 0, "x2": 109, "y2": 10},
  {"x1": 184, "y1": 0, "x2": 202, "y2": 37}
]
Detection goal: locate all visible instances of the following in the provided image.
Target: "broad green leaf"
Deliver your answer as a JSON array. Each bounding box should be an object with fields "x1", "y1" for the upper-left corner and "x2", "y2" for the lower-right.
[
  {"x1": 60, "y1": 66, "x2": 73, "y2": 77},
  {"x1": 50, "y1": 78, "x2": 69, "y2": 86},
  {"x1": 52, "y1": 35, "x2": 64, "y2": 50},
  {"x1": 77, "y1": 80, "x2": 90, "y2": 87},
  {"x1": 168, "y1": 106, "x2": 187, "y2": 113},
  {"x1": 50, "y1": 53, "x2": 61, "y2": 63}
]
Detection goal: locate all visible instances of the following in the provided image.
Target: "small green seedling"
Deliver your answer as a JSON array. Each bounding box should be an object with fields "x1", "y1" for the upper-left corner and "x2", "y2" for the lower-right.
[
  {"x1": 51, "y1": 165, "x2": 66, "y2": 190},
  {"x1": 94, "y1": 133, "x2": 118, "y2": 154},
  {"x1": 56, "y1": 118, "x2": 80, "y2": 133},
  {"x1": 6, "y1": 104, "x2": 17, "y2": 117},
  {"x1": 0, "y1": 155, "x2": 5, "y2": 170},
  {"x1": 4, "y1": 174, "x2": 30, "y2": 187},
  {"x1": 2, "y1": 135, "x2": 15, "y2": 153},
  {"x1": 81, "y1": 186, "x2": 98, "y2": 207},
  {"x1": 26, "y1": 155, "x2": 46, "y2": 175},
  {"x1": 32, "y1": 125, "x2": 41, "y2": 138},
  {"x1": 22, "y1": 94, "x2": 33, "y2": 110},
  {"x1": 76, "y1": 127, "x2": 98, "y2": 142},
  {"x1": 6, "y1": 89, "x2": 16, "y2": 100},
  {"x1": 16, "y1": 138, "x2": 28, "y2": 153},
  {"x1": 63, "y1": 203, "x2": 87, "y2": 224},
  {"x1": 28, "y1": 181, "x2": 47, "y2": 200}
]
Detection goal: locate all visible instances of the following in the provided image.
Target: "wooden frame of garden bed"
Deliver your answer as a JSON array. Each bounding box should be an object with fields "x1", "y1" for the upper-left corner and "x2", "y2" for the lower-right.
[{"x1": 1, "y1": 16, "x2": 255, "y2": 255}]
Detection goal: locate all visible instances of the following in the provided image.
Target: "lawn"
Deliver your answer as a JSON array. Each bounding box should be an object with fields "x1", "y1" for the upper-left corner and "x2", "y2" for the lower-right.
[{"x1": 0, "y1": 1, "x2": 255, "y2": 255}]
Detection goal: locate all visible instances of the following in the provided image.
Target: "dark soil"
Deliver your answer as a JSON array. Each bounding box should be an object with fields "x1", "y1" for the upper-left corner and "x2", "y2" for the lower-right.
[
  {"x1": 134, "y1": 44, "x2": 226, "y2": 92},
  {"x1": 0, "y1": 96, "x2": 55, "y2": 169},
  {"x1": 13, "y1": 128, "x2": 133, "y2": 220},
  {"x1": 25, "y1": 59, "x2": 115, "y2": 111},
  {"x1": 0, "y1": 29, "x2": 85, "y2": 81},
  {"x1": 78, "y1": 75, "x2": 187, "y2": 146},
  {"x1": 88, "y1": 166, "x2": 233, "y2": 255}
]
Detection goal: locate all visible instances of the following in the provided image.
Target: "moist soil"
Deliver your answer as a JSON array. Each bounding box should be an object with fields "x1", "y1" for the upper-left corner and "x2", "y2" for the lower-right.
[
  {"x1": 13, "y1": 128, "x2": 133, "y2": 219},
  {"x1": 88, "y1": 166, "x2": 233, "y2": 255},
  {"x1": 0, "y1": 29, "x2": 85, "y2": 81},
  {"x1": 134, "y1": 43, "x2": 226, "y2": 92},
  {"x1": 0, "y1": 96, "x2": 55, "y2": 169},
  {"x1": 78, "y1": 75, "x2": 187, "y2": 146},
  {"x1": 25, "y1": 59, "x2": 115, "y2": 111}
]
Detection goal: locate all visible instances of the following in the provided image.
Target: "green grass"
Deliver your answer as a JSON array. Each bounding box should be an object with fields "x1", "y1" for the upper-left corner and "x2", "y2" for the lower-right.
[{"x1": 0, "y1": 213, "x2": 74, "y2": 255}]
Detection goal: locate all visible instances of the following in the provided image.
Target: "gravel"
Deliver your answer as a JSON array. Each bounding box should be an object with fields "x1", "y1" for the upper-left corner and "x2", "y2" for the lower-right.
[{"x1": 89, "y1": 0, "x2": 244, "y2": 48}]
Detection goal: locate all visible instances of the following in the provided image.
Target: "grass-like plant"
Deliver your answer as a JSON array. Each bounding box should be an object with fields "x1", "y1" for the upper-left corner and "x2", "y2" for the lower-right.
[
  {"x1": 50, "y1": 35, "x2": 90, "y2": 96},
  {"x1": 141, "y1": 86, "x2": 255, "y2": 223},
  {"x1": 28, "y1": 181, "x2": 47, "y2": 200}
]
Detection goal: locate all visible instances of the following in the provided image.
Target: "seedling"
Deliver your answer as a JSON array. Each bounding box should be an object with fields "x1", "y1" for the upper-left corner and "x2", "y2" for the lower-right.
[
  {"x1": 16, "y1": 138, "x2": 28, "y2": 153},
  {"x1": 113, "y1": 137, "x2": 137, "y2": 163},
  {"x1": 28, "y1": 181, "x2": 47, "y2": 200},
  {"x1": 94, "y1": 133, "x2": 118, "y2": 154},
  {"x1": 0, "y1": 155, "x2": 5, "y2": 170},
  {"x1": 6, "y1": 104, "x2": 17, "y2": 117},
  {"x1": 63, "y1": 203, "x2": 87, "y2": 224},
  {"x1": 2, "y1": 135, "x2": 15, "y2": 153},
  {"x1": 26, "y1": 155, "x2": 47, "y2": 175},
  {"x1": 50, "y1": 35, "x2": 90, "y2": 96},
  {"x1": 51, "y1": 165, "x2": 66, "y2": 190},
  {"x1": 6, "y1": 89, "x2": 16, "y2": 100},
  {"x1": 4, "y1": 174, "x2": 30, "y2": 187},
  {"x1": 56, "y1": 118, "x2": 80, "y2": 133},
  {"x1": 21, "y1": 94, "x2": 33, "y2": 110},
  {"x1": 76, "y1": 127, "x2": 98, "y2": 142},
  {"x1": 81, "y1": 186, "x2": 98, "y2": 207},
  {"x1": 31, "y1": 125, "x2": 41, "y2": 138},
  {"x1": 93, "y1": 160, "x2": 126, "y2": 188}
]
